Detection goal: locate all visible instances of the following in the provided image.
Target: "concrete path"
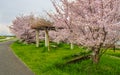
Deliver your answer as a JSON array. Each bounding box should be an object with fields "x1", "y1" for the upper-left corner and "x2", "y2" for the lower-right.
[{"x1": 0, "y1": 41, "x2": 34, "y2": 75}]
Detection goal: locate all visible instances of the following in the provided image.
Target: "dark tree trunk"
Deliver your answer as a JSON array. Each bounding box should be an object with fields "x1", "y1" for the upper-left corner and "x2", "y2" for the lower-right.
[{"x1": 91, "y1": 48, "x2": 100, "y2": 64}]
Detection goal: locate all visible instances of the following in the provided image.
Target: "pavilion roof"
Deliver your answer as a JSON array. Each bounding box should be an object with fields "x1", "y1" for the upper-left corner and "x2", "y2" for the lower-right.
[{"x1": 31, "y1": 18, "x2": 64, "y2": 30}]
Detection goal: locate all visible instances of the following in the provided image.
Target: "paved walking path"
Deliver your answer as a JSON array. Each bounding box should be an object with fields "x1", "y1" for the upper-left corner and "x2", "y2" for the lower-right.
[{"x1": 0, "y1": 41, "x2": 34, "y2": 75}]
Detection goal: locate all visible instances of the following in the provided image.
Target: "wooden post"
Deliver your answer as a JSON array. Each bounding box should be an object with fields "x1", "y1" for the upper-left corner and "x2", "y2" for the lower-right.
[
  {"x1": 48, "y1": 33, "x2": 50, "y2": 51},
  {"x1": 57, "y1": 41, "x2": 60, "y2": 45},
  {"x1": 45, "y1": 29, "x2": 50, "y2": 51},
  {"x1": 70, "y1": 42, "x2": 74, "y2": 50},
  {"x1": 36, "y1": 29, "x2": 39, "y2": 47}
]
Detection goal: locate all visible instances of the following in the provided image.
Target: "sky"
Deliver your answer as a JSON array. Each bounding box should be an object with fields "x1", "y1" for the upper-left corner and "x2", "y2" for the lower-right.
[{"x1": 0, "y1": 0, "x2": 54, "y2": 35}]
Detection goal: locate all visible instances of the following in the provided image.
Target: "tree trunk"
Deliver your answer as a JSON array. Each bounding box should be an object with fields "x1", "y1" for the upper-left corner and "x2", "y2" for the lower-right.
[
  {"x1": 70, "y1": 43, "x2": 74, "y2": 50},
  {"x1": 45, "y1": 29, "x2": 50, "y2": 51},
  {"x1": 36, "y1": 29, "x2": 39, "y2": 47},
  {"x1": 91, "y1": 48, "x2": 100, "y2": 64}
]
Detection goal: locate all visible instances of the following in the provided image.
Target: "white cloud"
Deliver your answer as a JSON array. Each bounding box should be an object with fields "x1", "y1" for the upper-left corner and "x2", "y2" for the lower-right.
[{"x1": 0, "y1": 24, "x2": 12, "y2": 35}]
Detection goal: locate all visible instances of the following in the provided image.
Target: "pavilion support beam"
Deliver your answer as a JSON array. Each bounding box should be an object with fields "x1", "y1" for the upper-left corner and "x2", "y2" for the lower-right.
[
  {"x1": 36, "y1": 29, "x2": 39, "y2": 47},
  {"x1": 45, "y1": 29, "x2": 50, "y2": 51}
]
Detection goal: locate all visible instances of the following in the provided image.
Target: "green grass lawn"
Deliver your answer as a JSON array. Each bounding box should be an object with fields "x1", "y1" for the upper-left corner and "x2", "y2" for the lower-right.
[
  {"x1": 0, "y1": 36, "x2": 6, "y2": 42},
  {"x1": 0, "y1": 36, "x2": 15, "y2": 42},
  {"x1": 11, "y1": 41, "x2": 120, "y2": 75},
  {"x1": 0, "y1": 36, "x2": 6, "y2": 39}
]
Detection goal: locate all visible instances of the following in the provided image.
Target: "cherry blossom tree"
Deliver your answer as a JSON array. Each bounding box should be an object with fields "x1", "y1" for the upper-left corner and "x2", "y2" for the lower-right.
[
  {"x1": 50, "y1": 0, "x2": 120, "y2": 63},
  {"x1": 9, "y1": 14, "x2": 36, "y2": 44},
  {"x1": 9, "y1": 14, "x2": 45, "y2": 44},
  {"x1": 48, "y1": 0, "x2": 79, "y2": 49}
]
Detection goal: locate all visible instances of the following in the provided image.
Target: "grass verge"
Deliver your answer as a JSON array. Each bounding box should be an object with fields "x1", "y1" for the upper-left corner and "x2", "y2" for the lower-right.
[{"x1": 11, "y1": 41, "x2": 120, "y2": 75}]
